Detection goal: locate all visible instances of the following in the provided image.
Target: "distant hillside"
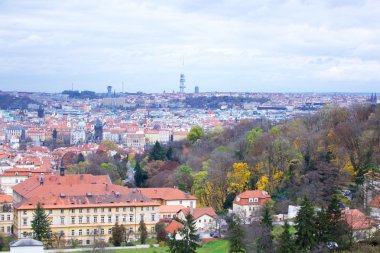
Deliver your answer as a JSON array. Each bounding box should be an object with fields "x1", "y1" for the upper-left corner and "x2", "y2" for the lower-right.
[{"x1": 0, "y1": 94, "x2": 38, "y2": 109}]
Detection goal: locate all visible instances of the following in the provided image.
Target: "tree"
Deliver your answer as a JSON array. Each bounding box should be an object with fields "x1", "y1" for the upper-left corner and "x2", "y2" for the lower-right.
[
  {"x1": 176, "y1": 166, "x2": 193, "y2": 192},
  {"x1": 138, "y1": 220, "x2": 148, "y2": 244},
  {"x1": 278, "y1": 221, "x2": 296, "y2": 253},
  {"x1": 149, "y1": 141, "x2": 167, "y2": 161},
  {"x1": 246, "y1": 127, "x2": 263, "y2": 144},
  {"x1": 295, "y1": 197, "x2": 317, "y2": 252},
  {"x1": 168, "y1": 214, "x2": 200, "y2": 253},
  {"x1": 77, "y1": 153, "x2": 85, "y2": 163},
  {"x1": 31, "y1": 202, "x2": 51, "y2": 242},
  {"x1": 227, "y1": 215, "x2": 245, "y2": 253},
  {"x1": 134, "y1": 162, "x2": 148, "y2": 187},
  {"x1": 111, "y1": 222, "x2": 126, "y2": 246},
  {"x1": 257, "y1": 202, "x2": 273, "y2": 252},
  {"x1": 52, "y1": 128, "x2": 57, "y2": 140},
  {"x1": 227, "y1": 162, "x2": 251, "y2": 193},
  {"x1": 187, "y1": 125, "x2": 205, "y2": 143},
  {"x1": 155, "y1": 222, "x2": 168, "y2": 242},
  {"x1": 166, "y1": 146, "x2": 174, "y2": 161}
]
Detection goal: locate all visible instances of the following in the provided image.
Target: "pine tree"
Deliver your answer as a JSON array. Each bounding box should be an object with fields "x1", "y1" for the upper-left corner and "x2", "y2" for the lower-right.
[
  {"x1": 149, "y1": 141, "x2": 166, "y2": 161},
  {"x1": 134, "y1": 162, "x2": 147, "y2": 187},
  {"x1": 77, "y1": 153, "x2": 85, "y2": 163},
  {"x1": 168, "y1": 213, "x2": 200, "y2": 253},
  {"x1": 138, "y1": 220, "x2": 148, "y2": 244},
  {"x1": 295, "y1": 197, "x2": 317, "y2": 251},
  {"x1": 31, "y1": 202, "x2": 51, "y2": 242},
  {"x1": 257, "y1": 202, "x2": 273, "y2": 252},
  {"x1": 52, "y1": 128, "x2": 57, "y2": 140},
  {"x1": 227, "y1": 215, "x2": 245, "y2": 253},
  {"x1": 166, "y1": 146, "x2": 174, "y2": 161},
  {"x1": 278, "y1": 221, "x2": 296, "y2": 253}
]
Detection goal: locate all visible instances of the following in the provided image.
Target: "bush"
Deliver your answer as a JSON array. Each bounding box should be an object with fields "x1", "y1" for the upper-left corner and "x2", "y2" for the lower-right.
[
  {"x1": 126, "y1": 242, "x2": 135, "y2": 246},
  {"x1": 158, "y1": 241, "x2": 166, "y2": 247}
]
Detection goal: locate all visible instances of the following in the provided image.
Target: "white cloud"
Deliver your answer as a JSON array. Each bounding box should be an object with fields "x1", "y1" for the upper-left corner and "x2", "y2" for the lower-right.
[{"x1": 0, "y1": 0, "x2": 379, "y2": 92}]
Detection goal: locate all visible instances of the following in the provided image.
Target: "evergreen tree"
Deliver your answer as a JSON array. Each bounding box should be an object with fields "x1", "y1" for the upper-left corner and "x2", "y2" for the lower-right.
[
  {"x1": 134, "y1": 162, "x2": 147, "y2": 187},
  {"x1": 295, "y1": 197, "x2": 317, "y2": 252},
  {"x1": 52, "y1": 128, "x2": 57, "y2": 140},
  {"x1": 138, "y1": 220, "x2": 148, "y2": 244},
  {"x1": 166, "y1": 146, "x2": 174, "y2": 161},
  {"x1": 227, "y1": 215, "x2": 245, "y2": 253},
  {"x1": 77, "y1": 153, "x2": 85, "y2": 163},
  {"x1": 111, "y1": 222, "x2": 126, "y2": 246},
  {"x1": 31, "y1": 202, "x2": 51, "y2": 242},
  {"x1": 149, "y1": 141, "x2": 166, "y2": 161},
  {"x1": 257, "y1": 202, "x2": 273, "y2": 252},
  {"x1": 278, "y1": 221, "x2": 296, "y2": 253},
  {"x1": 168, "y1": 213, "x2": 200, "y2": 253}
]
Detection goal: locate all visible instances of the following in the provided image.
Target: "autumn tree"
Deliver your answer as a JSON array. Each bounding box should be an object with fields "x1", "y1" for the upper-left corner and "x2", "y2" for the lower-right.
[
  {"x1": 111, "y1": 222, "x2": 126, "y2": 246},
  {"x1": 227, "y1": 162, "x2": 250, "y2": 193},
  {"x1": 187, "y1": 125, "x2": 205, "y2": 144}
]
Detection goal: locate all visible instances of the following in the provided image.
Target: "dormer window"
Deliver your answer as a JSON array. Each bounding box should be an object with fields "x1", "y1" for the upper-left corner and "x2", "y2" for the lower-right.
[
  {"x1": 249, "y1": 198, "x2": 253, "y2": 203},
  {"x1": 236, "y1": 197, "x2": 240, "y2": 202},
  {"x1": 254, "y1": 198, "x2": 258, "y2": 203}
]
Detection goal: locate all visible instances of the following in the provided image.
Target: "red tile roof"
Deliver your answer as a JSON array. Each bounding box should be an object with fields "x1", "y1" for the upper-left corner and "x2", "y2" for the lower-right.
[
  {"x1": 139, "y1": 188, "x2": 197, "y2": 201},
  {"x1": 165, "y1": 220, "x2": 184, "y2": 234},
  {"x1": 369, "y1": 196, "x2": 380, "y2": 208},
  {"x1": 179, "y1": 207, "x2": 217, "y2": 220},
  {"x1": 342, "y1": 209, "x2": 375, "y2": 230},
  {"x1": 0, "y1": 194, "x2": 12, "y2": 203},
  {"x1": 233, "y1": 190, "x2": 271, "y2": 206}
]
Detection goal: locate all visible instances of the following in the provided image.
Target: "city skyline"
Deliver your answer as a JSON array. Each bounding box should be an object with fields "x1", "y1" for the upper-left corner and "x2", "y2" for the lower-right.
[{"x1": 1, "y1": 0, "x2": 380, "y2": 93}]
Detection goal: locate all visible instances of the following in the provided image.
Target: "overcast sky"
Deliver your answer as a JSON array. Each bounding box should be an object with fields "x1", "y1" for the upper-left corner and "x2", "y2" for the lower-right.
[{"x1": 1, "y1": 0, "x2": 380, "y2": 93}]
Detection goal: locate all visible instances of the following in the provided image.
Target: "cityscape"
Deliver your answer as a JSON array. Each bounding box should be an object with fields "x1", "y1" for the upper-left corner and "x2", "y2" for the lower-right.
[{"x1": 1, "y1": 1, "x2": 380, "y2": 253}]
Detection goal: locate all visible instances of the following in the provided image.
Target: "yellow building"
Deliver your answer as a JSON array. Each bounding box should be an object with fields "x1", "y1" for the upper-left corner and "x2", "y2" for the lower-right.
[
  {"x1": 12, "y1": 174, "x2": 160, "y2": 246},
  {"x1": 0, "y1": 194, "x2": 13, "y2": 236}
]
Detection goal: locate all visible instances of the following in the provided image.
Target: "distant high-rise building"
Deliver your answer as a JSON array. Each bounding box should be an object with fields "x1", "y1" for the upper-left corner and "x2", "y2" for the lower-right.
[
  {"x1": 94, "y1": 119, "x2": 103, "y2": 143},
  {"x1": 195, "y1": 86, "x2": 199, "y2": 93},
  {"x1": 179, "y1": 74, "x2": 185, "y2": 93},
  {"x1": 107, "y1": 86, "x2": 112, "y2": 97}
]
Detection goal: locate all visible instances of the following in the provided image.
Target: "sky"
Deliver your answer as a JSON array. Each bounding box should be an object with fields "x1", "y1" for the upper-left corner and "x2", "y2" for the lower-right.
[{"x1": 0, "y1": 0, "x2": 380, "y2": 93}]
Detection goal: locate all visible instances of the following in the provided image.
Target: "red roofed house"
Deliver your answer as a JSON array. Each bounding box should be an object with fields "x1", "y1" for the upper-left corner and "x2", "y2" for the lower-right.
[
  {"x1": 342, "y1": 209, "x2": 378, "y2": 241},
  {"x1": 139, "y1": 188, "x2": 197, "y2": 208},
  {"x1": 177, "y1": 207, "x2": 217, "y2": 232},
  {"x1": 232, "y1": 190, "x2": 272, "y2": 224}
]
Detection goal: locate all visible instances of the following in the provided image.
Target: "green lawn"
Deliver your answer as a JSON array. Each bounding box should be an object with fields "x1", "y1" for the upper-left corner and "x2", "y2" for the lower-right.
[
  {"x1": 74, "y1": 240, "x2": 229, "y2": 253},
  {"x1": 272, "y1": 224, "x2": 296, "y2": 237}
]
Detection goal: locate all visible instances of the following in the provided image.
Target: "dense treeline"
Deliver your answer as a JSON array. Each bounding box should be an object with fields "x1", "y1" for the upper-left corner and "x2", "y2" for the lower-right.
[{"x1": 142, "y1": 104, "x2": 380, "y2": 213}]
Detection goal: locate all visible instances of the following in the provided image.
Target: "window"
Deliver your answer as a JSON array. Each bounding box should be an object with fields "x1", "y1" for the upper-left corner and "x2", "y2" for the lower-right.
[
  {"x1": 94, "y1": 229, "x2": 97, "y2": 235},
  {"x1": 129, "y1": 227, "x2": 133, "y2": 233},
  {"x1": 61, "y1": 209, "x2": 64, "y2": 214},
  {"x1": 199, "y1": 220, "x2": 201, "y2": 223},
  {"x1": 236, "y1": 197, "x2": 240, "y2": 202},
  {"x1": 23, "y1": 211, "x2": 27, "y2": 215},
  {"x1": 141, "y1": 207, "x2": 143, "y2": 211},
  {"x1": 7, "y1": 226, "x2": 10, "y2": 233},
  {"x1": 151, "y1": 214, "x2": 155, "y2": 222},
  {"x1": 71, "y1": 230, "x2": 75, "y2": 236},
  {"x1": 86, "y1": 217, "x2": 90, "y2": 223},
  {"x1": 151, "y1": 227, "x2": 155, "y2": 232},
  {"x1": 86, "y1": 240, "x2": 90, "y2": 245},
  {"x1": 101, "y1": 208, "x2": 105, "y2": 213},
  {"x1": 1, "y1": 227, "x2": 3, "y2": 232},
  {"x1": 71, "y1": 209, "x2": 75, "y2": 214},
  {"x1": 7, "y1": 215, "x2": 10, "y2": 221},
  {"x1": 1, "y1": 215, "x2": 3, "y2": 221},
  {"x1": 79, "y1": 229, "x2": 82, "y2": 235},
  {"x1": 86, "y1": 208, "x2": 90, "y2": 213},
  {"x1": 94, "y1": 208, "x2": 97, "y2": 213},
  {"x1": 116, "y1": 207, "x2": 119, "y2": 212},
  {"x1": 100, "y1": 229, "x2": 104, "y2": 235},
  {"x1": 60, "y1": 217, "x2": 65, "y2": 225},
  {"x1": 152, "y1": 207, "x2": 155, "y2": 211},
  {"x1": 123, "y1": 207, "x2": 126, "y2": 212},
  {"x1": 71, "y1": 217, "x2": 75, "y2": 224},
  {"x1": 115, "y1": 216, "x2": 119, "y2": 222},
  {"x1": 108, "y1": 228, "x2": 112, "y2": 234},
  {"x1": 108, "y1": 216, "x2": 112, "y2": 222},
  {"x1": 86, "y1": 229, "x2": 90, "y2": 235},
  {"x1": 140, "y1": 214, "x2": 144, "y2": 221},
  {"x1": 122, "y1": 216, "x2": 126, "y2": 222},
  {"x1": 79, "y1": 208, "x2": 82, "y2": 213},
  {"x1": 101, "y1": 216, "x2": 105, "y2": 223},
  {"x1": 179, "y1": 200, "x2": 182, "y2": 204},
  {"x1": 108, "y1": 208, "x2": 112, "y2": 212},
  {"x1": 249, "y1": 198, "x2": 253, "y2": 203},
  {"x1": 254, "y1": 198, "x2": 258, "y2": 203},
  {"x1": 129, "y1": 215, "x2": 134, "y2": 222},
  {"x1": 79, "y1": 217, "x2": 83, "y2": 223},
  {"x1": 130, "y1": 207, "x2": 133, "y2": 212},
  {"x1": 94, "y1": 216, "x2": 98, "y2": 223},
  {"x1": 23, "y1": 219, "x2": 27, "y2": 226},
  {"x1": 49, "y1": 209, "x2": 53, "y2": 214}
]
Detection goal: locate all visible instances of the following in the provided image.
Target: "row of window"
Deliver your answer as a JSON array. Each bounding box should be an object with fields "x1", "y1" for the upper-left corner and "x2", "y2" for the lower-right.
[
  {"x1": 66, "y1": 214, "x2": 156, "y2": 224},
  {"x1": 69, "y1": 226, "x2": 155, "y2": 236},
  {"x1": 0, "y1": 214, "x2": 11, "y2": 221},
  {"x1": 23, "y1": 206, "x2": 156, "y2": 215},
  {"x1": 0, "y1": 226, "x2": 11, "y2": 233}
]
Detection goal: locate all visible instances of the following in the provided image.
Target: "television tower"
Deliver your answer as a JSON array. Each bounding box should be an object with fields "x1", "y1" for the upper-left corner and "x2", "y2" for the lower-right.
[{"x1": 179, "y1": 57, "x2": 185, "y2": 93}]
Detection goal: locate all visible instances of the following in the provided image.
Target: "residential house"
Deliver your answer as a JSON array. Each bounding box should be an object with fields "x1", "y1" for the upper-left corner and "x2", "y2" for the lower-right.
[
  {"x1": 342, "y1": 209, "x2": 378, "y2": 241},
  {"x1": 139, "y1": 188, "x2": 197, "y2": 208}
]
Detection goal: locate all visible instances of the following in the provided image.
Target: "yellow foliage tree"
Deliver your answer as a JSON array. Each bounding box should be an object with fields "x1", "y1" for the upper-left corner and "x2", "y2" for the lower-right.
[
  {"x1": 256, "y1": 175, "x2": 269, "y2": 191},
  {"x1": 227, "y1": 162, "x2": 251, "y2": 193}
]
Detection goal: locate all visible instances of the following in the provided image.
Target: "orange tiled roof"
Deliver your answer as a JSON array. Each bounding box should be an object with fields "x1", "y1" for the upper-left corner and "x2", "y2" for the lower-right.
[
  {"x1": 0, "y1": 194, "x2": 12, "y2": 203},
  {"x1": 233, "y1": 190, "x2": 272, "y2": 206},
  {"x1": 159, "y1": 205, "x2": 185, "y2": 213},
  {"x1": 179, "y1": 207, "x2": 217, "y2": 220},
  {"x1": 165, "y1": 220, "x2": 184, "y2": 234},
  {"x1": 342, "y1": 209, "x2": 375, "y2": 230}
]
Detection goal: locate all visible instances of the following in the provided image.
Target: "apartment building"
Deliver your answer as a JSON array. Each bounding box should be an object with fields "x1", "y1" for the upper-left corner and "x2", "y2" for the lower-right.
[{"x1": 12, "y1": 174, "x2": 160, "y2": 245}]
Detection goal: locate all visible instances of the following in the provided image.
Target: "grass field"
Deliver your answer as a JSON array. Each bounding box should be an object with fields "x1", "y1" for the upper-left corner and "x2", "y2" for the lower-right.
[{"x1": 74, "y1": 240, "x2": 229, "y2": 253}]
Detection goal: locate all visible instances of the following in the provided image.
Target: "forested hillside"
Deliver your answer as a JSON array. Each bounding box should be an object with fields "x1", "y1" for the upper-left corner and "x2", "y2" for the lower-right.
[{"x1": 142, "y1": 104, "x2": 380, "y2": 213}]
